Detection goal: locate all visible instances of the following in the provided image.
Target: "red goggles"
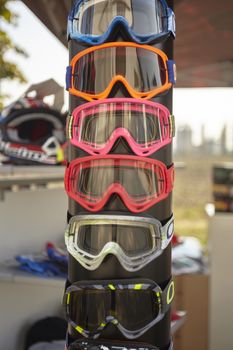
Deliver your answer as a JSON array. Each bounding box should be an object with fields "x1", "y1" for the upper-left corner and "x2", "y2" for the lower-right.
[
  {"x1": 64, "y1": 155, "x2": 174, "y2": 213},
  {"x1": 67, "y1": 98, "x2": 175, "y2": 156}
]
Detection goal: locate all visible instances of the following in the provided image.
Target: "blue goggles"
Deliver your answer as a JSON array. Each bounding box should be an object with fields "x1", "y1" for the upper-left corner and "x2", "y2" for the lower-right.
[{"x1": 68, "y1": 0, "x2": 176, "y2": 45}]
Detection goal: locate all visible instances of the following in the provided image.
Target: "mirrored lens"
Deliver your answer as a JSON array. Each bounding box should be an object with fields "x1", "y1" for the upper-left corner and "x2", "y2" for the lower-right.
[
  {"x1": 69, "y1": 289, "x2": 110, "y2": 331},
  {"x1": 73, "y1": 46, "x2": 166, "y2": 94},
  {"x1": 116, "y1": 289, "x2": 159, "y2": 331},
  {"x1": 76, "y1": 0, "x2": 166, "y2": 36}
]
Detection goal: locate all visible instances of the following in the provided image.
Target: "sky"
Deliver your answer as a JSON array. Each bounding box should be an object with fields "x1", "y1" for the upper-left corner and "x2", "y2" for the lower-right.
[{"x1": 1, "y1": 1, "x2": 233, "y2": 147}]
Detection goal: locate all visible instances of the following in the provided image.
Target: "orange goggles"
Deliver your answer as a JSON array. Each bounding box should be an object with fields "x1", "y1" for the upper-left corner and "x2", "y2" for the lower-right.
[{"x1": 66, "y1": 42, "x2": 176, "y2": 101}]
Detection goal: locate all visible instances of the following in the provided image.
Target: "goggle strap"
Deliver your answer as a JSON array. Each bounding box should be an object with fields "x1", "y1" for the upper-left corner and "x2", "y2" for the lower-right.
[
  {"x1": 66, "y1": 66, "x2": 72, "y2": 90},
  {"x1": 67, "y1": 18, "x2": 72, "y2": 39},
  {"x1": 167, "y1": 8, "x2": 176, "y2": 37},
  {"x1": 67, "y1": 115, "x2": 73, "y2": 140},
  {"x1": 169, "y1": 115, "x2": 176, "y2": 138},
  {"x1": 167, "y1": 60, "x2": 176, "y2": 84}
]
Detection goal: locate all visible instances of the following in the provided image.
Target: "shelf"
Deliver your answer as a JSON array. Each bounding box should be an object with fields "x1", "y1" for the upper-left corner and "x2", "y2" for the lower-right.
[
  {"x1": 0, "y1": 264, "x2": 65, "y2": 287},
  {"x1": 0, "y1": 165, "x2": 65, "y2": 198}
]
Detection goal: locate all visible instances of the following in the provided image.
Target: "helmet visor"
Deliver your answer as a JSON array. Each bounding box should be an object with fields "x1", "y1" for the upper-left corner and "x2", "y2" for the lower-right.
[{"x1": 6, "y1": 113, "x2": 64, "y2": 145}]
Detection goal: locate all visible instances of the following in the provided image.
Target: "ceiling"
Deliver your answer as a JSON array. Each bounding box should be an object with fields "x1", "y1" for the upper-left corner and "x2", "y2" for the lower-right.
[{"x1": 22, "y1": 0, "x2": 233, "y2": 87}]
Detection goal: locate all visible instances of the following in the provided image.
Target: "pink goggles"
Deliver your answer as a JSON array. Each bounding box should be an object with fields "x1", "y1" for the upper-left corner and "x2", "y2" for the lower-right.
[
  {"x1": 64, "y1": 155, "x2": 174, "y2": 213},
  {"x1": 67, "y1": 98, "x2": 175, "y2": 156}
]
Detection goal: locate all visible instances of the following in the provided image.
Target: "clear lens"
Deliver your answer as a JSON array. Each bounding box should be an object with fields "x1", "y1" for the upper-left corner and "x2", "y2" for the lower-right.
[
  {"x1": 78, "y1": 103, "x2": 163, "y2": 146},
  {"x1": 73, "y1": 46, "x2": 166, "y2": 94},
  {"x1": 75, "y1": 0, "x2": 166, "y2": 36},
  {"x1": 75, "y1": 158, "x2": 163, "y2": 199}
]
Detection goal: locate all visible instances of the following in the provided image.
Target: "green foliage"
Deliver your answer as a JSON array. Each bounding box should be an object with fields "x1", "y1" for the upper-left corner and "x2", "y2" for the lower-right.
[{"x1": 0, "y1": 0, "x2": 28, "y2": 108}]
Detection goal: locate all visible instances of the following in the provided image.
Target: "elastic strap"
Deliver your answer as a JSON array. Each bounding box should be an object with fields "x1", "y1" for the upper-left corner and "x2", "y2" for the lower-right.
[
  {"x1": 66, "y1": 66, "x2": 72, "y2": 90},
  {"x1": 167, "y1": 8, "x2": 176, "y2": 37},
  {"x1": 169, "y1": 115, "x2": 176, "y2": 138},
  {"x1": 66, "y1": 115, "x2": 73, "y2": 140},
  {"x1": 167, "y1": 60, "x2": 176, "y2": 84},
  {"x1": 161, "y1": 215, "x2": 174, "y2": 249}
]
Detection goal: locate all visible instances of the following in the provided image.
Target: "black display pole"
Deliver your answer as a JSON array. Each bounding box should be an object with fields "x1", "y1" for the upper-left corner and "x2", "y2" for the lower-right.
[{"x1": 66, "y1": 0, "x2": 174, "y2": 348}]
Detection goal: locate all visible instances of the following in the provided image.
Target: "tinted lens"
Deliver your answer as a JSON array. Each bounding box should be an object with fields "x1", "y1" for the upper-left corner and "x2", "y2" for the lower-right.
[
  {"x1": 116, "y1": 289, "x2": 160, "y2": 331},
  {"x1": 73, "y1": 46, "x2": 166, "y2": 94},
  {"x1": 77, "y1": 224, "x2": 113, "y2": 255},
  {"x1": 76, "y1": 0, "x2": 166, "y2": 36},
  {"x1": 76, "y1": 220, "x2": 154, "y2": 256},
  {"x1": 117, "y1": 226, "x2": 154, "y2": 256},
  {"x1": 75, "y1": 158, "x2": 163, "y2": 199},
  {"x1": 69, "y1": 289, "x2": 110, "y2": 331},
  {"x1": 78, "y1": 102, "x2": 163, "y2": 146}
]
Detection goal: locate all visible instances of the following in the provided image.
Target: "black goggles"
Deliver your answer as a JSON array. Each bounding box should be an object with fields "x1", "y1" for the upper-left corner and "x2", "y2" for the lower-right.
[{"x1": 63, "y1": 278, "x2": 174, "y2": 339}]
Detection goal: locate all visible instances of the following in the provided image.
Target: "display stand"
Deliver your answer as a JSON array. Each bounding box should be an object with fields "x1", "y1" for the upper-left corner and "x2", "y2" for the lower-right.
[{"x1": 66, "y1": 1, "x2": 174, "y2": 348}]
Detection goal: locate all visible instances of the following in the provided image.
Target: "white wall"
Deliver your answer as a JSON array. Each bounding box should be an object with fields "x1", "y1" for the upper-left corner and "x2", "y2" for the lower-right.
[
  {"x1": 0, "y1": 187, "x2": 67, "y2": 349},
  {"x1": 209, "y1": 214, "x2": 233, "y2": 350},
  {"x1": 0, "y1": 188, "x2": 67, "y2": 260}
]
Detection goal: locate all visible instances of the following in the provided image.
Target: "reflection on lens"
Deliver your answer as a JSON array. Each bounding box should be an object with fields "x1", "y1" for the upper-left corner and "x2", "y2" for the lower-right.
[
  {"x1": 116, "y1": 290, "x2": 159, "y2": 331},
  {"x1": 77, "y1": 0, "x2": 166, "y2": 36},
  {"x1": 77, "y1": 162, "x2": 160, "y2": 198},
  {"x1": 70, "y1": 289, "x2": 110, "y2": 331},
  {"x1": 77, "y1": 224, "x2": 113, "y2": 255},
  {"x1": 117, "y1": 226, "x2": 153, "y2": 255},
  {"x1": 74, "y1": 47, "x2": 166, "y2": 95},
  {"x1": 80, "y1": 109, "x2": 161, "y2": 146}
]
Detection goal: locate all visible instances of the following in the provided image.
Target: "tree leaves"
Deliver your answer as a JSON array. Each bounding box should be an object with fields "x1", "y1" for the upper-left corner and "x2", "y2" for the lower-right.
[{"x1": 0, "y1": 0, "x2": 28, "y2": 108}]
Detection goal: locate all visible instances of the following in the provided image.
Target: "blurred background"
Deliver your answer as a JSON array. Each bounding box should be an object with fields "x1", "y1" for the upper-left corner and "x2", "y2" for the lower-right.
[{"x1": 0, "y1": 1, "x2": 233, "y2": 349}]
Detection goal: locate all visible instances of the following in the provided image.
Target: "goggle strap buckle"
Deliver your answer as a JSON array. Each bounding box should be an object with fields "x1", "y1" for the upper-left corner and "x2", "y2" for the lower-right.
[{"x1": 66, "y1": 66, "x2": 72, "y2": 90}]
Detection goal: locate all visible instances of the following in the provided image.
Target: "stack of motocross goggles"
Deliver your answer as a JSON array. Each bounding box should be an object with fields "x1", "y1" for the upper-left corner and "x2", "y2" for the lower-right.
[{"x1": 64, "y1": 1, "x2": 176, "y2": 349}]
